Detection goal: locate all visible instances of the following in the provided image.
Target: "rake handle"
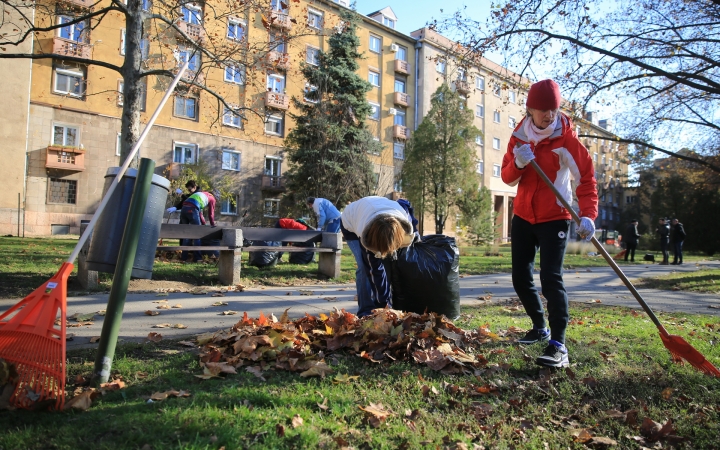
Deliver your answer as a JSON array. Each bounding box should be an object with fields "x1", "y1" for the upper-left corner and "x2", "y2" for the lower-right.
[{"x1": 527, "y1": 160, "x2": 668, "y2": 334}]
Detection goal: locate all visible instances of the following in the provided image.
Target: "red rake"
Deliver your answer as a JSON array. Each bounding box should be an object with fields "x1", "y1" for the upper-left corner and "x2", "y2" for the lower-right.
[
  {"x1": 0, "y1": 263, "x2": 72, "y2": 409},
  {"x1": 528, "y1": 160, "x2": 719, "y2": 377}
]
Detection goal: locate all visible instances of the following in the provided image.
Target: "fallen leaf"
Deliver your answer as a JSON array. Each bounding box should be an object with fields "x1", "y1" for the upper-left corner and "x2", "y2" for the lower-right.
[
  {"x1": 291, "y1": 414, "x2": 303, "y2": 428},
  {"x1": 246, "y1": 366, "x2": 266, "y2": 381},
  {"x1": 221, "y1": 311, "x2": 238, "y2": 315},
  {"x1": 300, "y1": 361, "x2": 333, "y2": 378},
  {"x1": 276, "y1": 423, "x2": 285, "y2": 437},
  {"x1": 147, "y1": 332, "x2": 163, "y2": 342},
  {"x1": 359, "y1": 403, "x2": 392, "y2": 428},
  {"x1": 145, "y1": 310, "x2": 160, "y2": 316},
  {"x1": 153, "y1": 323, "x2": 171, "y2": 328},
  {"x1": 64, "y1": 389, "x2": 100, "y2": 411},
  {"x1": 172, "y1": 324, "x2": 188, "y2": 329},
  {"x1": 99, "y1": 379, "x2": 126, "y2": 391},
  {"x1": 661, "y1": 387, "x2": 674, "y2": 400},
  {"x1": 317, "y1": 397, "x2": 329, "y2": 411},
  {"x1": 333, "y1": 374, "x2": 360, "y2": 384},
  {"x1": 172, "y1": 304, "x2": 183, "y2": 308},
  {"x1": 156, "y1": 304, "x2": 171, "y2": 310},
  {"x1": 89, "y1": 336, "x2": 101, "y2": 343},
  {"x1": 212, "y1": 301, "x2": 228, "y2": 306},
  {"x1": 298, "y1": 290, "x2": 313, "y2": 295},
  {"x1": 177, "y1": 340, "x2": 195, "y2": 347}
]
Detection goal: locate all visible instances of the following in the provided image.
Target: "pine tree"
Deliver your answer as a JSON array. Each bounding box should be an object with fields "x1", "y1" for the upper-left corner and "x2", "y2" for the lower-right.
[{"x1": 283, "y1": 9, "x2": 379, "y2": 211}]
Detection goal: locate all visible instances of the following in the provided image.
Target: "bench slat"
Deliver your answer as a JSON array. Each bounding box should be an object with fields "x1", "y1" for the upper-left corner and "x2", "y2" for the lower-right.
[
  {"x1": 240, "y1": 227, "x2": 323, "y2": 243},
  {"x1": 158, "y1": 224, "x2": 223, "y2": 240},
  {"x1": 157, "y1": 246, "x2": 231, "y2": 251},
  {"x1": 245, "y1": 246, "x2": 333, "y2": 253}
]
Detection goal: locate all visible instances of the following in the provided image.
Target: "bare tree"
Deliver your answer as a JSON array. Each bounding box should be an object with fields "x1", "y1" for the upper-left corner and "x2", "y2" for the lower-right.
[{"x1": 435, "y1": 0, "x2": 720, "y2": 174}]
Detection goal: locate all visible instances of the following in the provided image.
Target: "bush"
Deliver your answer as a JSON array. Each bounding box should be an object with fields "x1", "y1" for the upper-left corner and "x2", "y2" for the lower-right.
[
  {"x1": 566, "y1": 241, "x2": 619, "y2": 255},
  {"x1": 638, "y1": 232, "x2": 658, "y2": 251}
]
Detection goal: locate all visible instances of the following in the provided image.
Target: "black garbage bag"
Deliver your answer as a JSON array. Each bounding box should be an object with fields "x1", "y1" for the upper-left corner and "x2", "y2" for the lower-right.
[
  {"x1": 248, "y1": 240, "x2": 281, "y2": 267},
  {"x1": 386, "y1": 235, "x2": 460, "y2": 320},
  {"x1": 288, "y1": 241, "x2": 315, "y2": 264}
]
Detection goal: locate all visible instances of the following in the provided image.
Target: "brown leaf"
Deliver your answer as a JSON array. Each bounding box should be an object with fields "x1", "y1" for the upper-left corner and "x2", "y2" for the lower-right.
[
  {"x1": 172, "y1": 304, "x2": 183, "y2": 308},
  {"x1": 145, "y1": 310, "x2": 160, "y2": 316},
  {"x1": 317, "y1": 397, "x2": 329, "y2": 411},
  {"x1": 661, "y1": 387, "x2": 674, "y2": 400},
  {"x1": 156, "y1": 304, "x2": 171, "y2": 310},
  {"x1": 211, "y1": 301, "x2": 228, "y2": 306},
  {"x1": 359, "y1": 402, "x2": 393, "y2": 425},
  {"x1": 279, "y1": 307, "x2": 291, "y2": 323},
  {"x1": 64, "y1": 389, "x2": 100, "y2": 411},
  {"x1": 147, "y1": 332, "x2": 163, "y2": 342},
  {"x1": 582, "y1": 376, "x2": 599, "y2": 388},
  {"x1": 571, "y1": 428, "x2": 593, "y2": 443},
  {"x1": 276, "y1": 423, "x2": 285, "y2": 437},
  {"x1": 588, "y1": 436, "x2": 617, "y2": 447},
  {"x1": 153, "y1": 323, "x2": 171, "y2": 328},
  {"x1": 89, "y1": 336, "x2": 101, "y2": 343},
  {"x1": 300, "y1": 361, "x2": 333, "y2": 378},
  {"x1": 221, "y1": 310, "x2": 238, "y2": 315},
  {"x1": 640, "y1": 417, "x2": 662, "y2": 440},
  {"x1": 99, "y1": 379, "x2": 126, "y2": 392},
  {"x1": 291, "y1": 414, "x2": 303, "y2": 428},
  {"x1": 604, "y1": 409, "x2": 625, "y2": 420},
  {"x1": 246, "y1": 366, "x2": 266, "y2": 381},
  {"x1": 624, "y1": 409, "x2": 638, "y2": 426}
]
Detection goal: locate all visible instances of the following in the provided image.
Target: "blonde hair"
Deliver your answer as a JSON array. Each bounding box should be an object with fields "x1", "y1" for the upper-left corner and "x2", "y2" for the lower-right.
[{"x1": 363, "y1": 216, "x2": 407, "y2": 258}]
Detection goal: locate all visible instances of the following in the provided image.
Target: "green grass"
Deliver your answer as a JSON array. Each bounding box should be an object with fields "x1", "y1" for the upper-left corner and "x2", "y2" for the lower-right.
[
  {"x1": 1, "y1": 301, "x2": 719, "y2": 449},
  {"x1": 635, "y1": 269, "x2": 720, "y2": 294}
]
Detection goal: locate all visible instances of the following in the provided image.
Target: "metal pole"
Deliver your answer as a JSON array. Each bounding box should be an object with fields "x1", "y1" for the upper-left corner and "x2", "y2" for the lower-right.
[
  {"x1": 17, "y1": 193, "x2": 20, "y2": 238},
  {"x1": 91, "y1": 157, "x2": 155, "y2": 385}
]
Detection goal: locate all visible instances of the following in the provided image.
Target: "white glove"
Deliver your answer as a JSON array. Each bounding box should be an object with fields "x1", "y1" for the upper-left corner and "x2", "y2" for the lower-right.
[
  {"x1": 316, "y1": 227, "x2": 322, "y2": 231},
  {"x1": 576, "y1": 217, "x2": 595, "y2": 241},
  {"x1": 166, "y1": 207, "x2": 177, "y2": 214},
  {"x1": 175, "y1": 188, "x2": 183, "y2": 195},
  {"x1": 513, "y1": 144, "x2": 535, "y2": 169}
]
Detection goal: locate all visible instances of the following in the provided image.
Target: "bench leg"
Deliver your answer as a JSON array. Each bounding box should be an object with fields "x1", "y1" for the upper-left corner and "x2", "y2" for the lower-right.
[
  {"x1": 78, "y1": 222, "x2": 98, "y2": 289},
  {"x1": 219, "y1": 249, "x2": 242, "y2": 285},
  {"x1": 318, "y1": 251, "x2": 341, "y2": 279}
]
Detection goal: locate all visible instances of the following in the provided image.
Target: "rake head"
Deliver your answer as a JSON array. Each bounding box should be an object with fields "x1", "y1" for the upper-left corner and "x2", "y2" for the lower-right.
[
  {"x1": 660, "y1": 332, "x2": 720, "y2": 377},
  {"x1": 0, "y1": 262, "x2": 72, "y2": 410}
]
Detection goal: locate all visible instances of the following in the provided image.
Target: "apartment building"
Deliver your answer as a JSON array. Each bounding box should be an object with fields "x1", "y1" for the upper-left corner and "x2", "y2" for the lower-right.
[{"x1": 5, "y1": 0, "x2": 415, "y2": 235}]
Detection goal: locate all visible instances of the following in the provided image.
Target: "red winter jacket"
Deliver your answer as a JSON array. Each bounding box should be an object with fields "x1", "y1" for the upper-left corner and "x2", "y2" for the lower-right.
[
  {"x1": 277, "y1": 218, "x2": 308, "y2": 230},
  {"x1": 501, "y1": 113, "x2": 598, "y2": 225}
]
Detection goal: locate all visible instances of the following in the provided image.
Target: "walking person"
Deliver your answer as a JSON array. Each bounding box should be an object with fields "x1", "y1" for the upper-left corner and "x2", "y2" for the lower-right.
[
  {"x1": 656, "y1": 217, "x2": 670, "y2": 265},
  {"x1": 178, "y1": 189, "x2": 216, "y2": 263},
  {"x1": 501, "y1": 79, "x2": 598, "y2": 368},
  {"x1": 306, "y1": 197, "x2": 342, "y2": 233},
  {"x1": 624, "y1": 219, "x2": 641, "y2": 262},
  {"x1": 340, "y1": 196, "x2": 418, "y2": 317},
  {"x1": 670, "y1": 218, "x2": 686, "y2": 265}
]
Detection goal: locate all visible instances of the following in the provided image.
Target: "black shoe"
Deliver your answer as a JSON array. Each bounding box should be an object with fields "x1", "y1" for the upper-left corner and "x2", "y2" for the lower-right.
[
  {"x1": 536, "y1": 340, "x2": 569, "y2": 368},
  {"x1": 518, "y1": 327, "x2": 550, "y2": 345}
]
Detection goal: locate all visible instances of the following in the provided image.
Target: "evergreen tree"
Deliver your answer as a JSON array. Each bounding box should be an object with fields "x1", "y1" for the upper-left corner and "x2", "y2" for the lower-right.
[
  {"x1": 283, "y1": 10, "x2": 379, "y2": 211},
  {"x1": 457, "y1": 186, "x2": 496, "y2": 246},
  {"x1": 401, "y1": 84, "x2": 481, "y2": 234}
]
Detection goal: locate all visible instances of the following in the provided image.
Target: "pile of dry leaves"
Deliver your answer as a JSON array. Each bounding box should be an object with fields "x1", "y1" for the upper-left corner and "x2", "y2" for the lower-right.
[{"x1": 195, "y1": 308, "x2": 518, "y2": 379}]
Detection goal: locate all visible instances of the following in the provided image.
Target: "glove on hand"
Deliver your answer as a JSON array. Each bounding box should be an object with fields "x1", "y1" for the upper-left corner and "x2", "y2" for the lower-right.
[
  {"x1": 175, "y1": 188, "x2": 184, "y2": 195},
  {"x1": 166, "y1": 207, "x2": 177, "y2": 214},
  {"x1": 513, "y1": 144, "x2": 535, "y2": 169},
  {"x1": 576, "y1": 217, "x2": 595, "y2": 241}
]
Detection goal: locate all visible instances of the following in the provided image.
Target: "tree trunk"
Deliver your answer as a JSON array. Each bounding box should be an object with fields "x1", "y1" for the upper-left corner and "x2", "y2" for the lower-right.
[{"x1": 119, "y1": 3, "x2": 144, "y2": 168}]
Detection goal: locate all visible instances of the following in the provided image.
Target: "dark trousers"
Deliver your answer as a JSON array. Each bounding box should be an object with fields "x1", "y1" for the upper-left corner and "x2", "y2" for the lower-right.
[
  {"x1": 624, "y1": 242, "x2": 637, "y2": 262},
  {"x1": 511, "y1": 216, "x2": 571, "y2": 344},
  {"x1": 660, "y1": 240, "x2": 669, "y2": 264},
  {"x1": 672, "y1": 241, "x2": 684, "y2": 264},
  {"x1": 180, "y1": 205, "x2": 203, "y2": 262}
]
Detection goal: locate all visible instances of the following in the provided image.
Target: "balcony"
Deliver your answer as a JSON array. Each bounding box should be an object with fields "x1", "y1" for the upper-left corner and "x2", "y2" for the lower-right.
[
  {"x1": 454, "y1": 80, "x2": 471, "y2": 95},
  {"x1": 269, "y1": 11, "x2": 292, "y2": 30},
  {"x1": 176, "y1": 21, "x2": 206, "y2": 43},
  {"x1": 45, "y1": 146, "x2": 85, "y2": 171},
  {"x1": 394, "y1": 59, "x2": 409, "y2": 75},
  {"x1": 393, "y1": 125, "x2": 409, "y2": 140},
  {"x1": 266, "y1": 51, "x2": 291, "y2": 70},
  {"x1": 394, "y1": 92, "x2": 410, "y2": 107},
  {"x1": 66, "y1": 0, "x2": 94, "y2": 8},
  {"x1": 261, "y1": 175, "x2": 286, "y2": 191},
  {"x1": 265, "y1": 91, "x2": 289, "y2": 110},
  {"x1": 52, "y1": 37, "x2": 91, "y2": 59}
]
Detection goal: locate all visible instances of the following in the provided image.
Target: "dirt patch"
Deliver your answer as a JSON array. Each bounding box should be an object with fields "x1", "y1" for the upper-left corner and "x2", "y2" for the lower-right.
[{"x1": 127, "y1": 279, "x2": 201, "y2": 293}]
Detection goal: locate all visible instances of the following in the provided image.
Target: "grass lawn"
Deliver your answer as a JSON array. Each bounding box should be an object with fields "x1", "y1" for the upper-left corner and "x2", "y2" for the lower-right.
[
  {"x1": 1, "y1": 301, "x2": 718, "y2": 449},
  {"x1": 635, "y1": 269, "x2": 720, "y2": 294}
]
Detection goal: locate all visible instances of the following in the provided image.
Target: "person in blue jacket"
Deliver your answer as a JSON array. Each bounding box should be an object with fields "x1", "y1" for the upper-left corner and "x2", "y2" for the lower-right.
[{"x1": 306, "y1": 197, "x2": 342, "y2": 233}]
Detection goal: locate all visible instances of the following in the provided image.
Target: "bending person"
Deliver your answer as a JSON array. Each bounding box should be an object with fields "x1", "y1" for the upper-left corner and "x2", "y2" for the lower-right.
[
  {"x1": 306, "y1": 197, "x2": 342, "y2": 233},
  {"x1": 178, "y1": 189, "x2": 216, "y2": 263}
]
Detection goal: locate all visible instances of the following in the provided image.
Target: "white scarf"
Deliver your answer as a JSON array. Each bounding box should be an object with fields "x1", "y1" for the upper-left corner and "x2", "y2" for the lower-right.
[{"x1": 523, "y1": 115, "x2": 558, "y2": 145}]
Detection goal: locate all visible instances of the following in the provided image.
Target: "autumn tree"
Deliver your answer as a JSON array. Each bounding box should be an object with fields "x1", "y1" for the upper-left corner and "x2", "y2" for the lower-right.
[
  {"x1": 401, "y1": 83, "x2": 481, "y2": 234},
  {"x1": 282, "y1": 8, "x2": 378, "y2": 211}
]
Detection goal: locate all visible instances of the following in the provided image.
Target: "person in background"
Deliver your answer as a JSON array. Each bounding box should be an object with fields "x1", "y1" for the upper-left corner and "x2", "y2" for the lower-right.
[
  {"x1": 340, "y1": 196, "x2": 418, "y2": 318},
  {"x1": 178, "y1": 189, "x2": 216, "y2": 263},
  {"x1": 306, "y1": 197, "x2": 342, "y2": 233},
  {"x1": 501, "y1": 79, "x2": 598, "y2": 368},
  {"x1": 166, "y1": 180, "x2": 199, "y2": 261},
  {"x1": 670, "y1": 218, "x2": 686, "y2": 265},
  {"x1": 275, "y1": 218, "x2": 314, "y2": 264},
  {"x1": 624, "y1": 219, "x2": 641, "y2": 262},
  {"x1": 656, "y1": 217, "x2": 670, "y2": 265}
]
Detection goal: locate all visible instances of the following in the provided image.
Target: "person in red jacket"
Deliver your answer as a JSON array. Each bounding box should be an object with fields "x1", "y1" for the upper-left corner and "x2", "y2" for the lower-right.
[{"x1": 501, "y1": 79, "x2": 598, "y2": 368}]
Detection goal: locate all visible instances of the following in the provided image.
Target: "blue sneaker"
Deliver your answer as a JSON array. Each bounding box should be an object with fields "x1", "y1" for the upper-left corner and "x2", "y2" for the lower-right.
[
  {"x1": 536, "y1": 340, "x2": 569, "y2": 368},
  {"x1": 517, "y1": 327, "x2": 550, "y2": 345}
]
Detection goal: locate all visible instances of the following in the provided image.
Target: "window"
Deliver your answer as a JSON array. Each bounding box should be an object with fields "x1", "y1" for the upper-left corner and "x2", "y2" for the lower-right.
[
  {"x1": 223, "y1": 107, "x2": 242, "y2": 128},
  {"x1": 58, "y1": 16, "x2": 87, "y2": 42},
  {"x1": 221, "y1": 196, "x2": 238, "y2": 215},
  {"x1": 475, "y1": 135, "x2": 483, "y2": 146},
  {"x1": 117, "y1": 80, "x2": 124, "y2": 106},
  {"x1": 54, "y1": 66, "x2": 85, "y2": 98},
  {"x1": 306, "y1": 46, "x2": 320, "y2": 65},
  {"x1": 178, "y1": 47, "x2": 200, "y2": 72},
  {"x1": 116, "y1": 79, "x2": 147, "y2": 110},
  {"x1": 173, "y1": 143, "x2": 196, "y2": 164},
  {"x1": 174, "y1": 96, "x2": 198, "y2": 120},
  {"x1": 457, "y1": 67, "x2": 467, "y2": 81},
  {"x1": 493, "y1": 110, "x2": 500, "y2": 123},
  {"x1": 142, "y1": 0, "x2": 151, "y2": 11},
  {"x1": 602, "y1": 154, "x2": 606, "y2": 164},
  {"x1": 116, "y1": 132, "x2": 122, "y2": 156},
  {"x1": 436, "y1": 60, "x2": 446, "y2": 74},
  {"x1": 492, "y1": 164, "x2": 501, "y2": 177},
  {"x1": 267, "y1": 73, "x2": 285, "y2": 92},
  {"x1": 382, "y1": 16, "x2": 395, "y2": 28},
  {"x1": 181, "y1": 4, "x2": 202, "y2": 24},
  {"x1": 265, "y1": 157, "x2": 282, "y2": 176},
  {"x1": 120, "y1": 29, "x2": 125, "y2": 55},
  {"x1": 369, "y1": 102, "x2": 380, "y2": 120},
  {"x1": 264, "y1": 199, "x2": 280, "y2": 218},
  {"x1": 395, "y1": 45, "x2": 407, "y2": 61},
  {"x1": 53, "y1": 124, "x2": 79, "y2": 147},
  {"x1": 492, "y1": 137, "x2": 501, "y2": 150},
  {"x1": 393, "y1": 142, "x2": 405, "y2": 160},
  {"x1": 477, "y1": 161, "x2": 484, "y2": 174},
  {"x1": 307, "y1": 9, "x2": 323, "y2": 29},
  {"x1": 227, "y1": 18, "x2": 245, "y2": 41},
  {"x1": 394, "y1": 78, "x2": 406, "y2": 93},
  {"x1": 368, "y1": 70, "x2": 380, "y2": 87},
  {"x1": 265, "y1": 114, "x2": 284, "y2": 136},
  {"x1": 394, "y1": 178, "x2": 402, "y2": 192},
  {"x1": 304, "y1": 83, "x2": 318, "y2": 103},
  {"x1": 221, "y1": 149, "x2": 241, "y2": 171},
  {"x1": 269, "y1": 32, "x2": 287, "y2": 53},
  {"x1": 224, "y1": 63, "x2": 245, "y2": 84},
  {"x1": 394, "y1": 108, "x2": 406, "y2": 126},
  {"x1": 476, "y1": 77, "x2": 485, "y2": 90},
  {"x1": 369, "y1": 35, "x2": 381, "y2": 53},
  {"x1": 601, "y1": 209, "x2": 607, "y2": 220},
  {"x1": 270, "y1": 0, "x2": 288, "y2": 12},
  {"x1": 493, "y1": 85, "x2": 501, "y2": 97},
  {"x1": 475, "y1": 104, "x2": 484, "y2": 118},
  {"x1": 122, "y1": 35, "x2": 149, "y2": 58},
  {"x1": 626, "y1": 196, "x2": 636, "y2": 204},
  {"x1": 334, "y1": 0, "x2": 349, "y2": 6},
  {"x1": 508, "y1": 91, "x2": 516, "y2": 103},
  {"x1": 48, "y1": 178, "x2": 77, "y2": 204},
  {"x1": 508, "y1": 116, "x2": 516, "y2": 129},
  {"x1": 594, "y1": 153, "x2": 598, "y2": 163}
]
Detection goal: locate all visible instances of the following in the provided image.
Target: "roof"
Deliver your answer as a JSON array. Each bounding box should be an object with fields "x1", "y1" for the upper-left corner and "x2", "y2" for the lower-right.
[{"x1": 367, "y1": 6, "x2": 398, "y2": 21}]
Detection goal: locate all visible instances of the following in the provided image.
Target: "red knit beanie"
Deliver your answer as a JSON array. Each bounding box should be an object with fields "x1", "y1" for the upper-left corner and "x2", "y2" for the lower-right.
[{"x1": 526, "y1": 79, "x2": 562, "y2": 110}]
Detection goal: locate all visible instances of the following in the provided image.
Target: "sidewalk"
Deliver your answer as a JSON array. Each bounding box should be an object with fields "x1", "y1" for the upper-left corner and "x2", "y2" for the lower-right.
[{"x1": 1, "y1": 261, "x2": 718, "y2": 349}]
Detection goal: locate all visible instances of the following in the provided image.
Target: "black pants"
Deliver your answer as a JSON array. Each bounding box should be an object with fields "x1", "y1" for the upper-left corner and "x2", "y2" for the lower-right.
[
  {"x1": 660, "y1": 240, "x2": 669, "y2": 264},
  {"x1": 511, "y1": 216, "x2": 571, "y2": 344},
  {"x1": 625, "y1": 242, "x2": 637, "y2": 261},
  {"x1": 672, "y1": 241, "x2": 684, "y2": 264}
]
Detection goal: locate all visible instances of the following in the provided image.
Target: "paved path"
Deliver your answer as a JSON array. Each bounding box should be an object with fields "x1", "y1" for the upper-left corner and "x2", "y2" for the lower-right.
[{"x1": 1, "y1": 261, "x2": 718, "y2": 349}]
